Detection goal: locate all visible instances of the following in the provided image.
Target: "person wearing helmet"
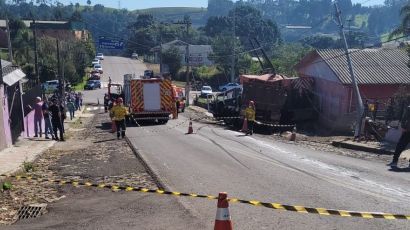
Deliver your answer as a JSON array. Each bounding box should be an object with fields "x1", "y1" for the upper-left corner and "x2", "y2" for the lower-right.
[
  {"x1": 244, "y1": 101, "x2": 256, "y2": 135},
  {"x1": 110, "y1": 97, "x2": 129, "y2": 139}
]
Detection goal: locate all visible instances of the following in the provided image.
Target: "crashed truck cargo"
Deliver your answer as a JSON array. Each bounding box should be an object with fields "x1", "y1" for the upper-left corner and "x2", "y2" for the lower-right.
[
  {"x1": 240, "y1": 74, "x2": 316, "y2": 123},
  {"x1": 126, "y1": 76, "x2": 176, "y2": 123}
]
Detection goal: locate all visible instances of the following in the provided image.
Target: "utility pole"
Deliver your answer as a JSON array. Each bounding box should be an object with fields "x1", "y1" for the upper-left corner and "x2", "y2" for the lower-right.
[
  {"x1": 174, "y1": 19, "x2": 192, "y2": 106},
  {"x1": 230, "y1": 6, "x2": 236, "y2": 83},
  {"x1": 32, "y1": 19, "x2": 40, "y2": 83},
  {"x1": 6, "y1": 17, "x2": 13, "y2": 62},
  {"x1": 159, "y1": 24, "x2": 163, "y2": 73},
  {"x1": 0, "y1": 57, "x2": 3, "y2": 85},
  {"x1": 56, "y1": 39, "x2": 63, "y2": 99},
  {"x1": 334, "y1": 2, "x2": 364, "y2": 139}
]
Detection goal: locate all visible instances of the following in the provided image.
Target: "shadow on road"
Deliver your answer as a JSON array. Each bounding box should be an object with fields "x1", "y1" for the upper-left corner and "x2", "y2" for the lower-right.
[
  {"x1": 95, "y1": 122, "x2": 112, "y2": 130},
  {"x1": 389, "y1": 167, "x2": 410, "y2": 172},
  {"x1": 93, "y1": 138, "x2": 117, "y2": 143}
]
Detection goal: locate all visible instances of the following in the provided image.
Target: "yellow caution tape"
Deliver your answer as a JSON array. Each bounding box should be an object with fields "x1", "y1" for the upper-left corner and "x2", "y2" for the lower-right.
[{"x1": 2, "y1": 174, "x2": 409, "y2": 220}]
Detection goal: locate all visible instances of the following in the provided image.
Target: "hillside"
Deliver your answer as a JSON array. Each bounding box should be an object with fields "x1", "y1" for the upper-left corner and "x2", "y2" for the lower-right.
[{"x1": 134, "y1": 7, "x2": 208, "y2": 27}]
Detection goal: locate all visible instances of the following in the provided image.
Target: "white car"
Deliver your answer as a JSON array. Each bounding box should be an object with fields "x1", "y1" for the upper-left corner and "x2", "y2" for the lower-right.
[
  {"x1": 94, "y1": 64, "x2": 103, "y2": 74},
  {"x1": 42, "y1": 80, "x2": 59, "y2": 94},
  {"x1": 219, "y1": 82, "x2": 241, "y2": 92},
  {"x1": 96, "y1": 53, "x2": 104, "y2": 60},
  {"x1": 91, "y1": 58, "x2": 100, "y2": 66},
  {"x1": 200, "y1": 86, "x2": 213, "y2": 96},
  {"x1": 131, "y1": 52, "x2": 138, "y2": 59}
]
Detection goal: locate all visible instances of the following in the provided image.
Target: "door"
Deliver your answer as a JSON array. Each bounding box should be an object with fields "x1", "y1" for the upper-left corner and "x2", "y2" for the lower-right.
[{"x1": 143, "y1": 83, "x2": 161, "y2": 111}]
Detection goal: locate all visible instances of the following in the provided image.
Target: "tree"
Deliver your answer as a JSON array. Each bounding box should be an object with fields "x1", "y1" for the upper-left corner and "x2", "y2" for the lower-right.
[
  {"x1": 390, "y1": 3, "x2": 410, "y2": 37},
  {"x1": 161, "y1": 46, "x2": 182, "y2": 77},
  {"x1": 210, "y1": 35, "x2": 250, "y2": 76},
  {"x1": 271, "y1": 43, "x2": 312, "y2": 76},
  {"x1": 204, "y1": 5, "x2": 281, "y2": 52}
]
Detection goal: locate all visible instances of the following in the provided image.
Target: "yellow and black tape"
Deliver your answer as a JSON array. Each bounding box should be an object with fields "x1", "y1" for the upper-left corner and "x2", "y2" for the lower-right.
[{"x1": 1, "y1": 174, "x2": 409, "y2": 220}]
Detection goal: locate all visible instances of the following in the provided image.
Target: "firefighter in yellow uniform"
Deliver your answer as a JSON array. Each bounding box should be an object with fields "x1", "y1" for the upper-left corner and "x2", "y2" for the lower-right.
[
  {"x1": 245, "y1": 101, "x2": 256, "y2": 135},
  {"x1": 111, "y1": 97, "x2": 129, "y2": 139}
]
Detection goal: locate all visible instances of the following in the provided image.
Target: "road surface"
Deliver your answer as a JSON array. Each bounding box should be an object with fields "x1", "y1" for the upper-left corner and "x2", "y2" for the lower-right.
[
  {"x1": 81, "y1": 56, "x2": 409, "y2": 229},
  {"x1": 81, "y1": 56, "x2": 146, "y2": 104}
]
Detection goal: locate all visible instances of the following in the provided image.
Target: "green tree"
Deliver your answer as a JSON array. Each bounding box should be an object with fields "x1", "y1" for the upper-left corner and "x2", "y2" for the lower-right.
[
  {"x1": 390, "y1": 3, "x2": 410, "y2": 37},
  {"x1": 210, "y1": 36, "x2": 250, "y2": 76},
  {"x1": 161, "y1": 46, "x2": 182, "y2": 77},
  {"x1": 271, "y1": 43, "x2": 313, "y2": 76}
]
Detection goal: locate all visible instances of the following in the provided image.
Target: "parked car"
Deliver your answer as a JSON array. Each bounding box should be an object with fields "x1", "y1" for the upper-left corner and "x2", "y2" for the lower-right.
[
  {"x1": 200, "y1": 86, "x2": 213, "y2": 96},
  {"x1": 218, "y1": 82, "x2": 241, "y2": 92},
  {"x1": 93, "y1": 64, "x2": 103, "y2": 74},
  {"x1": 96, "y1": 53, "x2": 104, "y2": 60},
  {"x1": 41, "y1": 80, "x2": 59, "y2": 94},
  {"x1": 84, "y1": 80, "x2": 101, "y2": 90},
  {"x1": 91, "y1": 58, "x2": 100, "y2": 66},
  {"x1": 131, "y1": 52, "x2": 138, "y2": 59},
  {"x1": 89, "y1": 73, "x2": 101, "y2": 80}
]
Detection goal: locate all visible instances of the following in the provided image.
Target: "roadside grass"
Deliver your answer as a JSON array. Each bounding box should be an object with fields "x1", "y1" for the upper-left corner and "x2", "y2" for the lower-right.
[
  {"x1": 173, "y1": 81, "x2": 186, "y2": 88},
  {"x1": 73, "y1": 69, "x2": 90, "y2": 91}
]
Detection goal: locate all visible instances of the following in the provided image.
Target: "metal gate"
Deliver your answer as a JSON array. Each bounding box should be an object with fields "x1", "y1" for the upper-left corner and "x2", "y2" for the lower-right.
[{"x1": 6, "y1": 84, "x2": 23, "y2": 144}]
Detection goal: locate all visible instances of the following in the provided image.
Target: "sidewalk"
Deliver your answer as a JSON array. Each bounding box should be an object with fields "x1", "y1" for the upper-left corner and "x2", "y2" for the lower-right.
[
  {"x1": 332, "y1": 139, "x2": 410, "y2": 160},
  {"x1": 0, "y1": 106, "x2": 90, "y2": 175}
]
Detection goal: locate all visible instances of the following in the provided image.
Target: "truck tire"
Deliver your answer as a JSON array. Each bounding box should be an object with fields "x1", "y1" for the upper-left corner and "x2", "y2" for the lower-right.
[{"x1": 158, "y1": 119, "x2": 168, "y2": 125}]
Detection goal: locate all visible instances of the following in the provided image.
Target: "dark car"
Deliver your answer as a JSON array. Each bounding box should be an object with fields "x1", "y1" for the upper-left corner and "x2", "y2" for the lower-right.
[{"x1": 84, "y1": 80, "x2": 101, "y2": 90}]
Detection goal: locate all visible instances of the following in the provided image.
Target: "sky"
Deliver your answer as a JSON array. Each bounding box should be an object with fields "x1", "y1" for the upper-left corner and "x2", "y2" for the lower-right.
[{"x1": 60, "y1": 0, "x2": 385, "y2": 10}]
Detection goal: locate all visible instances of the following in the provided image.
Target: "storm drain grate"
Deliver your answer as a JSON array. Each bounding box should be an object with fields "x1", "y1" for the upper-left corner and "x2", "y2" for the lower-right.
[{"x1": 17, "y1": 204, "x2": 47, "y2": 220}]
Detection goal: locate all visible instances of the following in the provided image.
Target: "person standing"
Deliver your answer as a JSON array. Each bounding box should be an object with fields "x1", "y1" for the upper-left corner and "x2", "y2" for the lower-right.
[
  {"x1": 110, "y1": 97, "x2": 128, "y2": 139},
  {"x1": 42, "y1": 98, "x2": 54, "y2": 140},
  {"x1": 244, "y1": 101, "x2": 256, "y2": 135},
  {"x1": 49, "y1": 99, "x2": 64, "y2": 141},
  {"x1": 388, "y1": 106, "x2": 410, "y2": 167},
  {"x1": 67, "y1": 99, "x2": 75, "y2": 120},
  {"x1": 33, "y1": 97, "x2": 43, "y2": 137},
  {"x1": 75, "y1": 93, "x2": 81, "y2": 111}
]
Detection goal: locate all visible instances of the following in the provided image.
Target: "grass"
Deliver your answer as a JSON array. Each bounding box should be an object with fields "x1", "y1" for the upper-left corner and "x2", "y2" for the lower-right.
[
  {"x1": 134, "y1": 7, "x2": 206, "y2": 14},
  {"x1": 354, "y1": 14, "x2": 369, "y2": 28},
  {"x1": 173, "y1": 81, "x2": 187, "y2": 88},
  {"x1": 22, "y1": 160, "x2": 35, "y2": 173},
  {"x1": 194, "y1": 66, "x2": 221, "y2": 79},
  {"x1": 73, "y1": 68, "x2": 90, "y2": 91}
]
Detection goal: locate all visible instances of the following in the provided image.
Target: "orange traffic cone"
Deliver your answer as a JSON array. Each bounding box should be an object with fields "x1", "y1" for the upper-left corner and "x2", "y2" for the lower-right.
[
  {"x1": 187, "y1": 121, "x2": 193, "y2": 134},
  {"x1": 214, "y1": 192, "x2": 233, "y2": 230},
  {"x1": 289, "y1": 126, "x2": 296, "y2": 141},
  {"x1": 240, "y1": 119, "x2": 248, "y2": 133}
]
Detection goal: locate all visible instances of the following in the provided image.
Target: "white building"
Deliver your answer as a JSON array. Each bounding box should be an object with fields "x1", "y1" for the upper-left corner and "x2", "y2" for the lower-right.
[{"x1": 151, "y1": 40, "x2": 214, "y2": 67}]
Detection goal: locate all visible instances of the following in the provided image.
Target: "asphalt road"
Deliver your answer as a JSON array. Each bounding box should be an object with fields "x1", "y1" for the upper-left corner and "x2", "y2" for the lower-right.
[
  {"x1": 81, "y1": 56, "x2": 146, "y2": 104},
  {"x1": 78, "y1": 56, "x2": 410, "y2": 229},
  {"x1": 127, "y1": 115, "x2": 410, "y2": 229}
]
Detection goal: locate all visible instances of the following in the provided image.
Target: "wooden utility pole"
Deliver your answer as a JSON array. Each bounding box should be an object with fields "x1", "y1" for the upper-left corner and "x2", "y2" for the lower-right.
[
  {"x1": 56, "y1": 39, "x2": 63, "y2": 99},
  {"x1": 334, "y1": 2, "x2": 364, "y2": 138},
  {"x1": 32, "y1": 19, "x2": 40, "y2": 83},
  {"x1": 6, "y1": 17, "x2": 13, "y2": 62},
  {"x1": 0, "y1": 58, "x2": 3, "y2": 85},
  {"x1": 174, "y1": 19, "x2": 192, "y2": 106}
]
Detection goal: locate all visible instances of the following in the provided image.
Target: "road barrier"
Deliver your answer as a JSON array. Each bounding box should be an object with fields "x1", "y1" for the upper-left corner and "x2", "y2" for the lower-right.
[{"x1": 2, "y1": 174, "x2": 409, "y2": 220}]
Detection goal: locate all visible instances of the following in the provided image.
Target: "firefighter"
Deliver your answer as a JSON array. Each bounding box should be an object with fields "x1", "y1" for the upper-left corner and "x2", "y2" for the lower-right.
[
  {"x1": 110, "y1": 97, "x2": 129, "y2": 139},
  {"x1": 388, "y1": 106, "x2": 410, "y2": 168},
  {"x1": 245, "y1": 101, "x2": 256, "y2": 135}
]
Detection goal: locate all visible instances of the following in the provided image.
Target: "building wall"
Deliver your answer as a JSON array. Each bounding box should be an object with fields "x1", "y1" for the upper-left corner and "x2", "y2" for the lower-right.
[
  {"x1": 0, "y1": 85, "x2": 12, "y2": 151},
  {"x1": 299, "y1": 55, "x2": 407, "y2": 132},
  {"x1": 38, "y1": 29, "x2": 87, "y2": 41}
]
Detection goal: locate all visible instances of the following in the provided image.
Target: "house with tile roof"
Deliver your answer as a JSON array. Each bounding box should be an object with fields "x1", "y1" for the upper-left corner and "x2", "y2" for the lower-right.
[{"x1": 295, "y1": 48, "x2": 410, "y2": 132}]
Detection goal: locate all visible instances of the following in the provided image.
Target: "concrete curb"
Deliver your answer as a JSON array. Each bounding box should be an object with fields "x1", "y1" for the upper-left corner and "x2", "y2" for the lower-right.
[
  {"x1": 332, "y1": 140, "x2": 394, "y2": 155},
  {"x1": 124, "y1": 136, "x2": 168, "y2": 191}
]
